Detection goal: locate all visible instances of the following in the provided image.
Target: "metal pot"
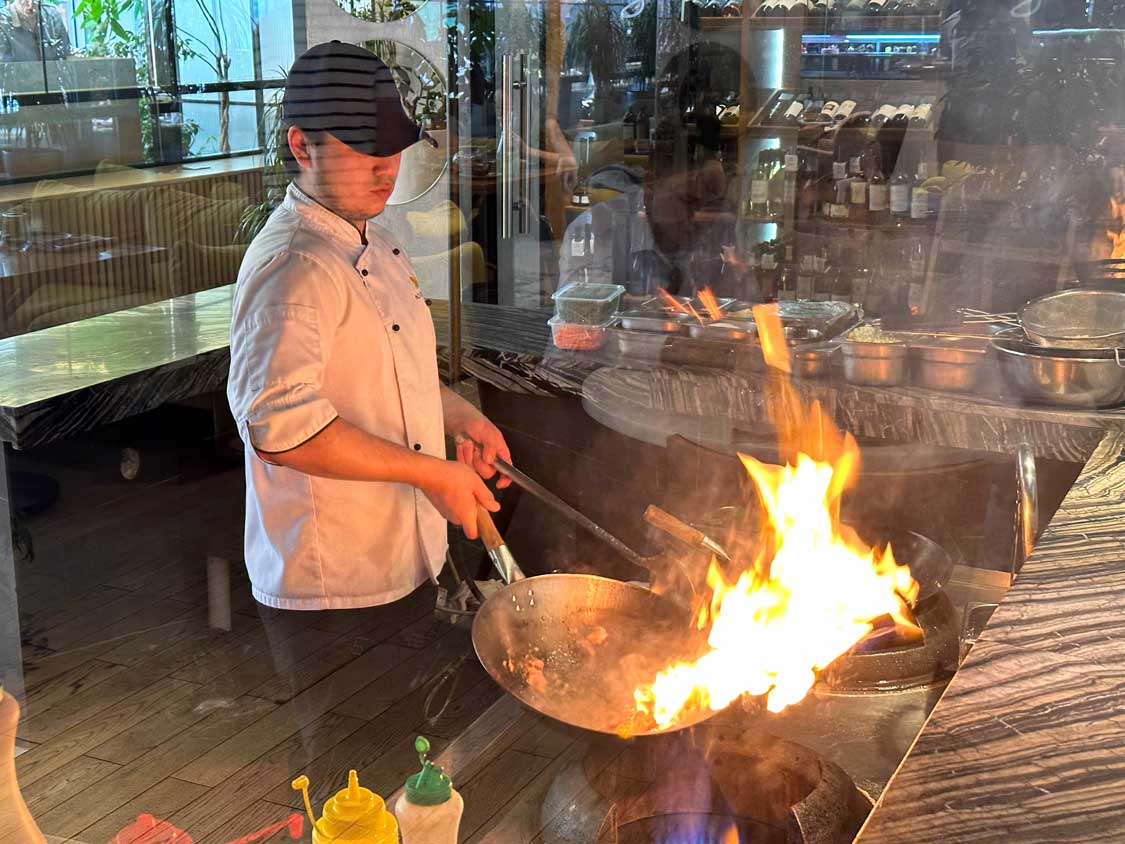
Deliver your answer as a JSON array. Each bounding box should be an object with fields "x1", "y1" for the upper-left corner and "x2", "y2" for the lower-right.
[
  {"x1": 840, "y1": 342, "x2": 909, "y2": 386},
  {"x1": 793, "y1": 344, "x2": 838, "y2": 379},
  {"x1": 1020, "y1": 289, "x2": 1125, "y2": 350},
  {"x1": 910, "y1": 344, "x2": 987, "y2": 393},
  {"x1": 992, "y1": 337, "x2": 1125, "y2": 408}
]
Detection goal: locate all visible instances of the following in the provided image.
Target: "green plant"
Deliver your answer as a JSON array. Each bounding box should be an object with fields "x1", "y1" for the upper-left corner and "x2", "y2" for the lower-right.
[
  {"x1": 235, "y1": 83, "x2": 289, "y2": 243},
  {"x1": 177, "y1": 0, "x2": 253, "y2": 155},
  {"x1": 564, "y1": 0, "x2": 625, "y2": 123},
  {"x1": 345, "y1": 0, "x2": 417, "y2": 22},
  {"x1": 627, "y1": 0, "x2": 656, "y2": 80}
]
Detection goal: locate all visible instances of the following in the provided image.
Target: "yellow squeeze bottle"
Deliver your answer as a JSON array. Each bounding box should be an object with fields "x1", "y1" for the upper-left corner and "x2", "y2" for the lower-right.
[{"x1": 291, "y1": 769, "x2": 398, "y2": 844}]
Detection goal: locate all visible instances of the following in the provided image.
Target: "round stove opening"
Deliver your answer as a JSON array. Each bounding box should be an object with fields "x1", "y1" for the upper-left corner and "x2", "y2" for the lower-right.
[{"x1": 603, "y1": 811, "x2": 785, "y2": 844}]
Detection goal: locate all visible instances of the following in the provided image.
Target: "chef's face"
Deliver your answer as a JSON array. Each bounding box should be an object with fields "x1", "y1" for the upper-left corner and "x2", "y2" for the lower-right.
[{"x1": 288, "y1": 126, "x2": 401, "y2": 226}]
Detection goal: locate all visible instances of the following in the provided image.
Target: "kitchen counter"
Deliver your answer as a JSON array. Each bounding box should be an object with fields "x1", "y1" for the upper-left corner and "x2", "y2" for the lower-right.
[
  {"x1": 5, "y1": 292, "x2": 1125, "y2": 841},
  {"x1": 439, "y1": 306, "x2": 1125, "y2": 843}
]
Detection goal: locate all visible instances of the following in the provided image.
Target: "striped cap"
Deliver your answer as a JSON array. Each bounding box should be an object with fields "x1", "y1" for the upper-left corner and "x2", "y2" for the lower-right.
[{"x1": 282, "y1": 41, "x2": 423, "y2": 158}]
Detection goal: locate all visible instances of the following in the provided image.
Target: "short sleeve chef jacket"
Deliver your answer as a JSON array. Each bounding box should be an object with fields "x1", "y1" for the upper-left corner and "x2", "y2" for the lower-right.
[{"x1": 227, "y1": 184, "x2": 447, "y2": 610}]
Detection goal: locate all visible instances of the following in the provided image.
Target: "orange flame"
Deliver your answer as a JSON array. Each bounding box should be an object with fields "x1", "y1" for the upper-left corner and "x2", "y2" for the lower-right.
[
  {"x1": 657, "y1": 287, "x2": 706, "y2": 325},
  {"x1": 720, "y1": 822, "x2": 740, "y2": 844},
  {"x1": 698, "y1": 287, "x2": 725, "y2": 322},
  {"x1": 632, "y1": 313, "x2": 919, "y2": 727},
  {"x1": 657, "y1": 287, "x2": 690, "y2": 314}
]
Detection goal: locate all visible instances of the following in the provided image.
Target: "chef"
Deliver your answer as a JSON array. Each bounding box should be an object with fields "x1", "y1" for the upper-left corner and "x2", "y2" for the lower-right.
[{"x1": 227, "y1": 41, "x2": 511, "y2": 613}]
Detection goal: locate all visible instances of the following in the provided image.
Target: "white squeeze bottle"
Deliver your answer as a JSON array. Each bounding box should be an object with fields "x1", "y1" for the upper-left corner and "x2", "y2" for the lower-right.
[{"x1": 395, "y1": 736, "x2": 463, "y2": 844}]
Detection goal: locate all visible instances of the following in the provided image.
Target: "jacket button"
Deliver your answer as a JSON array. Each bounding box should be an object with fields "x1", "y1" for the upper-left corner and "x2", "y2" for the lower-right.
[
  {"x1": 392, "y1": 324, "x2": 401, "y2": 331},
  {"x1": 393, "y1": 248, "x2": 400, "y2": 255},
  {"x1": 413, "y1": 443, "x2": 422, "y2": 451},
  {"x1": 361, "y1": 269, "x2": 369, "y2": 276}
]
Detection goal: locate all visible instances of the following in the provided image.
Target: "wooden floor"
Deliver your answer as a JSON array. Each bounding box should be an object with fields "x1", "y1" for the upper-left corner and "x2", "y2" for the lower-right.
[{"x1": 11, "y1": 419, "x2": 503, "y2": 844}]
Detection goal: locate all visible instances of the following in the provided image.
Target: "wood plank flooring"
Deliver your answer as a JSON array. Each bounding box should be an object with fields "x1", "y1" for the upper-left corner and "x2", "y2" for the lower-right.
[{"x1": 9, "y1": 430, "x2": 501, "y2": 844}]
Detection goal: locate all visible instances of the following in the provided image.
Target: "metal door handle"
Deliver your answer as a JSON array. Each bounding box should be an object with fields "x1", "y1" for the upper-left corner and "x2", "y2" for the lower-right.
[
  {"x1": 517, "y1": 54, "x2": 532, "y2": 235},
  {"x1": 501, "y1": 55, "x2": 513, "y2": 239}
]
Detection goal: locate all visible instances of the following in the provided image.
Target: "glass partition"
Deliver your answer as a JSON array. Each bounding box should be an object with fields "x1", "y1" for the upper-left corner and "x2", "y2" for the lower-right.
[{"x1": 0, "y1": 2, "x2": 1117, "y2": 844}]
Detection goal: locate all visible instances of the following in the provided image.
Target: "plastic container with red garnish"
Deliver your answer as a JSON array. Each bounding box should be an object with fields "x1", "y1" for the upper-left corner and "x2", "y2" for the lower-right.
[{"x1": 548, "y1": 316, "x2": 612, "y2": 350}]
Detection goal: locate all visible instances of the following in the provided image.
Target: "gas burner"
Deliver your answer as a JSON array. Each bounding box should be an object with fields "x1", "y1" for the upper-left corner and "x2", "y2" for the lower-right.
[
  {"x1": 819, "y1": 591, "x2": 960, "y2": 693},
  {"x1": 580, "y1": 725, "x2": 871, "y2": 844}
]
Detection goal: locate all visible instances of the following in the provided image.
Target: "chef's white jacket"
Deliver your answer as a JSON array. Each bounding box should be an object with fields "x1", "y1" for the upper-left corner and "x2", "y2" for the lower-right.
[{"x1": 227, "y1": 184, "x2": 447, "y2": 609}]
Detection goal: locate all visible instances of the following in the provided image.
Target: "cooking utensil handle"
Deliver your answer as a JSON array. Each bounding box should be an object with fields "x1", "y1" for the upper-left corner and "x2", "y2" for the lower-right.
[
  {"x1": 1012, "y1": 445, "x2": 1038, "y2": 577},
  {"x1": 493, "y1": 457, "x2": 650, "y2": 568},
  {"x1": 644, "y1": 505, "x2": 731, "y2": 561},
  {"x1": 477, "y1": 505, "x2": 505, "y2": 552}
]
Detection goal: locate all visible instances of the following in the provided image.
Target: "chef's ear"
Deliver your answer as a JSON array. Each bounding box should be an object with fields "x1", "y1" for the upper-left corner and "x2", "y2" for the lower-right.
[{"x1": 287, "y1": 125, "x2": 315, "y2": 172}]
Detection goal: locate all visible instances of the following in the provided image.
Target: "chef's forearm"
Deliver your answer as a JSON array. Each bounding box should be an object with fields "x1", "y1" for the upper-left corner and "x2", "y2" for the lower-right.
[
  {"x1": 440, "y1": 385, "x2": 485, "y2": 432},
  {"x1": 255, "y1": 417, "x2": 441, "y2": 487}
]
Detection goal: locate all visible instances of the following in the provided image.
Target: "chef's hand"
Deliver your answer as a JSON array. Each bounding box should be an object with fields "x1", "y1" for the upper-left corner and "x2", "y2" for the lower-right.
[
  {"x1": 453, "y1": 420, "x2": 513, "y2": 489},
  {"x1": 421, "y1": 460, "x2": 498, "y2": 541}
]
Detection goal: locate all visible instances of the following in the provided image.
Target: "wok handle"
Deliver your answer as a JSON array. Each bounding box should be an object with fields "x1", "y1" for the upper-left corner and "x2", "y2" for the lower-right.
[
  {"x1": 644, "y1": 505, "x2": 733, "y2": 562},
  {"x1": 476, "y1": 505, "x2": 505, "y2": 552},
  {"x1": 644, "y1": 505, "x2": 707, "y2": 547}
]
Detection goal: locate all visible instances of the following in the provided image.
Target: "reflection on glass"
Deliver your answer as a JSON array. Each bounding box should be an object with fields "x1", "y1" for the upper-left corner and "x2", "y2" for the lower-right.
[
  {"x1": 362, "y1": 39, "x2": 447, "y2": 205},
  {"x1": 336, "y1": 0, "x2": 421, "y2": 22}
]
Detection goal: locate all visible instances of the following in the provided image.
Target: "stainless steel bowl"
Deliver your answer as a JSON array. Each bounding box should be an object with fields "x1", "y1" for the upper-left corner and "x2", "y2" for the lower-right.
[
  {"x1": 1020, "y1": 289, "x2": 1125, "y2": 350},
  {"x1": 910, "y1": 344, "x2": 987, "y2": 393},
  {"x1": 992, "y1": 338, "x2": 1125, "y2": 408},
  {"x1": 617, "y1": 311, "x2": 689, "y2": 333},
  {"x1": 792, "y1": 344, "x2": 837, "y2": 379},
  {"x1": 841, "y1": 341, "x2": 909, "y2": 386},
  {"x1": 686, "y1": 320, "x2": 757, "y2": 342}
]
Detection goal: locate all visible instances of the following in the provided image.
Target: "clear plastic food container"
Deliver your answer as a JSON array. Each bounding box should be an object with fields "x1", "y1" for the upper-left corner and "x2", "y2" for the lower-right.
[
  {"x1": 549, "y1": 316, "x2": 611, "y2": 351},
  {"x1": 551, "y1": 282, "x2": 626, "y2": 325}
]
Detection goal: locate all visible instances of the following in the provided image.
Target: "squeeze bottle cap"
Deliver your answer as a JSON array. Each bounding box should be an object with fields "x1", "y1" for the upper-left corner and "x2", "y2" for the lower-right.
[{"x1": 404, "y1": 736, "x2": 452, "y2": 806}]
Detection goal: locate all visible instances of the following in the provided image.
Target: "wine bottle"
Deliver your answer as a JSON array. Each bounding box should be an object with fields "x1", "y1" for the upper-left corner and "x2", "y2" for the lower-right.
[
  {"x1": 820, "y1": 100, "x2": 840, "y2": 120},
  {"x1": 848, "y1": 156, "x2": 868, "y2": 222},
  {"x1": 871, "y1": 103, "x2": 897, "y2": 128},
  {"x1": 910, "y1": 160, "x2": 931, "y2": 221},
  {"x1": 778, "y1": 244, "x2": 797, "y2": 301},
  {"x1": 864, "y1": 0, "x2": 888, "y2": 14},
  {"x1": 782, "y1": 99, "x2": 806, "y2": 125},
  {"x1": 890, "y1": 164, "x2": 912, "y2": 219},
  {"x1": 910, "y1": 103, "x2": 933, "y2": 126},
  {"x1": 867, "y1": 148, "x2": 888, "y2": 224},
  {"x1": 834, "y1": 100, "x2": 857, "y2": 121},
  {"x1": 748, "y1": 152, "x2": 772, "y2": 220}
]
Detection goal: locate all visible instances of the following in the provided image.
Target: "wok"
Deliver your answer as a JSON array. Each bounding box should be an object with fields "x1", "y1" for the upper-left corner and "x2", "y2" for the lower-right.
[{"x1": 472, "y1": 572, "x2": 713, "y2": 737}]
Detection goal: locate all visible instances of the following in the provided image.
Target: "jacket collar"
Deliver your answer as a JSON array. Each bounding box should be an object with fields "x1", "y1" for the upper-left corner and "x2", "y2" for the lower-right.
[{"x1": 284, "y1": 183, "x2": 369, "y2": 249}]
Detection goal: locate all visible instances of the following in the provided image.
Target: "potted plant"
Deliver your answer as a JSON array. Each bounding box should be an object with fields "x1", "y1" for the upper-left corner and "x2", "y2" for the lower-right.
[{"x1": 564, "y1": 0, "x2": 626, "y2": 125}]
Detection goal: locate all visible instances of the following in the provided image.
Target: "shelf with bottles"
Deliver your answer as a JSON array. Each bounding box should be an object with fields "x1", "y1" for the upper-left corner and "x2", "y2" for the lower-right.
[
  {"x1": 742, "y1": 234, "x2": 927, "y2": 313},
  {"x1": 746, "y1": 90, "x2": 936, "y2": 140},
  {"x1": 700, "y1": 8, "x2": 941, "y2": 33}
]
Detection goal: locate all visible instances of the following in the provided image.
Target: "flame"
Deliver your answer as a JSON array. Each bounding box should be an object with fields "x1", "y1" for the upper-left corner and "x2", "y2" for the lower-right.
[
  {"x1": 657, "y1": 287, "x2": 706, "y2": 325},
  {"x1": 632, "y1": 312, "x2": 919, "y2": 728},
  {"x1": 720, "y1": 821, "x2": 740, "y2": 844},
  {"x1": 698, "y1": 287, "x2": 725, "y2": 321}
]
